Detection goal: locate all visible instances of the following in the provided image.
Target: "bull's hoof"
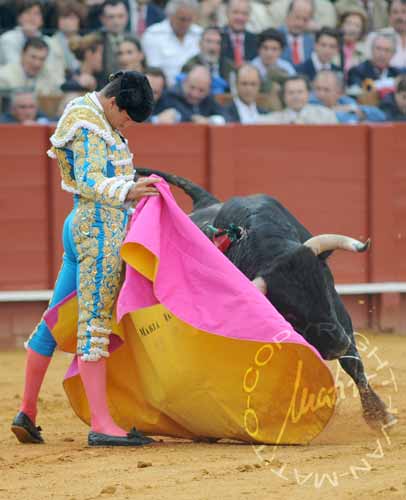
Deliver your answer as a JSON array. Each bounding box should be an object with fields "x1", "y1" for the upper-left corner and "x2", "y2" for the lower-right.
[
  {"x1": 192, "y1": 436, "x2": 220, "y2": 443},
  {"x1": 360, "y1": 387, "x2": 398, "y2": 431},
  {"x1": 363, "y1": 408, "x2": 397, "y2": 431}
]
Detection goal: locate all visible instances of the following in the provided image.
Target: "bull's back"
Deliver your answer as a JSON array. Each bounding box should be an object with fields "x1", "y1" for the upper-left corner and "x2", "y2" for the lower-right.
[{"x1": 214, "y1": 195, "x2": 312, "y2": 242}]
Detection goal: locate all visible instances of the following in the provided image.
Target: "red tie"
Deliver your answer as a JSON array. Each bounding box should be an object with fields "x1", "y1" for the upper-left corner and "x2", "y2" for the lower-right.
[
  {"x1": 136, "y1": 8, "x2": 146, "y2": 36},
  {"x1": 234, "y1": 35, "x2": 243, "y2": 68},
  {"x1": 292, "y1": 37, "x2": 300, "y2": 65}
]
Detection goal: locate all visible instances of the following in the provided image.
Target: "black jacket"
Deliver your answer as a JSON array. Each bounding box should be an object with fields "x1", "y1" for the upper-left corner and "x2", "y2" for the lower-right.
[
  {"x1": 224, "y1": 100, "x2": 267, "y2": 123},
  {"x1": 295, "y1": 57, "x2": 341, "y2": 82},
  {"x1": 164, "y1": 83, "x2": 226, "y2": 122},
  {"x1": 347, "y1": 60, "x2": 400, "y2": 87},
  {"x1": 220, "y1": 28, "x2": 258, "y2": 65}
]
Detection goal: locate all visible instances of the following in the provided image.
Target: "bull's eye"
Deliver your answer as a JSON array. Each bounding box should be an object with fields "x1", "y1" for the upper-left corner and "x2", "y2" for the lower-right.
[{"x1": 285, "y1": 313, "x2": 297, "y2": 324}]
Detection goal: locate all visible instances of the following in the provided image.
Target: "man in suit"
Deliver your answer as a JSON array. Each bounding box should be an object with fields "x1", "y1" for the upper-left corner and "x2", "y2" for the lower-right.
[
  {"x1": 295, "y1": 26, "x2": 341, "y2": 81},
  {"x1": 225, "y1": 64, "x2": 267, "y2": 123},
  {"x1": 99, "y1": 0, "x2": 130, "y2": 82},
  {"x1": 279, "y1": 0, "x2": 315, "y2": 65},
  {"x1": 220, "y1": 0, "x2": 257, "y2": 68},
  {"x1": 348, "y1": 33, "x2": 401, "y2": 87},
  {"x1": 270, "y1": 0, "x2": 337, "y2": 31},
  {"x1": 181, "y1": 26, "x2": 235, "y2": 93},
  {"x1": 126, "y1": 0, "x2": 165, "y2": 37}
]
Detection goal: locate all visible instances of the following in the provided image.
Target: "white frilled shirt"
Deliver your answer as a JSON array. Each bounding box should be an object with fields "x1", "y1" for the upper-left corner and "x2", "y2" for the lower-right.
[{"x1": 141, "y1": 19, "x2": 202, "y2": 85}]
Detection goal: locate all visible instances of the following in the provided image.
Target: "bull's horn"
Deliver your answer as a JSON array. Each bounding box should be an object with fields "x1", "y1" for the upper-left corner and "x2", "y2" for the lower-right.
[
  {"x1": 303, "y1": 234, "x2": 371, "y2": 256},
  {"x1": 252, "y1": 276, "x2": 267, "y2": 295}
]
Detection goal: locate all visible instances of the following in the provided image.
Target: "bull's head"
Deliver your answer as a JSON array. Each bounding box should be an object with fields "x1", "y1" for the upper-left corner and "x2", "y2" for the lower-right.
[{"x1": 252, "y1": 234, "x2": 370, "y2": 360}]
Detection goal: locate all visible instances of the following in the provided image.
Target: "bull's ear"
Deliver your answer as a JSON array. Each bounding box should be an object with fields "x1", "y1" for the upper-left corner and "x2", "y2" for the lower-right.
[
  {"x1": 318, "y1": 250, "x2": 334, "y2": 261},
  {"x1": 252, "y1": 276, "x2": 267, "y2": 295}
]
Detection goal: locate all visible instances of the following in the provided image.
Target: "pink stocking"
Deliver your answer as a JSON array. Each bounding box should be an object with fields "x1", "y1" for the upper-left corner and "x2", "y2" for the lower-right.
[
  {"x1": 78, "y1": 357, "x2": 126, "y2": 436},
  {"x1": 20, "y1": 348, "x2": 52, "y2": 424}
]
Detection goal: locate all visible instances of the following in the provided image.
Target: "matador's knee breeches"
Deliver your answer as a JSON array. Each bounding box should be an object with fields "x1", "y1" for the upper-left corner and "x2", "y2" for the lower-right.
[{"x1": 27, "y1": 201, "x2": 128, "y2": 361}]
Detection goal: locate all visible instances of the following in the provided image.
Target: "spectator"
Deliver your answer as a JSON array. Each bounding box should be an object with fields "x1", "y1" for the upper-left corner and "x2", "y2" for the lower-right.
[
  {"x1": 197, "y1": 0, "x2": 273, "y2": 34},
  {"x1": 377, "y1": 0, "x2": 406, "y2": 70},
  {"x1": 279, "y1": 0, "x2": 315, "y2": 66},
  {"x1": 196, "y1": 0, "x2": 225, "y2": 28},
  {"x1": 348, "y1": 33, "x2": 401, "y2": 88},
  {"x1": 0, "y1": 0, "x2": 16, "y2": 33},
  {"x1": 99, "y1": 0, "x2": 130, "y2": 81},
  {"x1": 258, "y1": 74, "x2": 337, "y2": 123},
  {"x1": 142, "y1": 0, "x2": 202, "y2": 85},
  {"x1": 181, "y1": 26, "x2": 234, "y2": 93},
  {"x1": 47, "y1": 0, "x2": 87, "y2": 83},
  {"x1": 335, "y1": 0, "x2": 389, "y2": 33},
  {"x1": 61, "y1": 33, "x2": 104, "y2": 92},
  {"x1": 379, "y1": 74, "x2": 406, "y2": 121},
  {"x1": 312, "y1": 70, "x2": 385, "y2": 123},
  {"x1": 295, "y1": 27, "x2": 341, "y2": 82},
  {"x1": 0, "y1": 90, "x2": 49, "y2": 124},
  {"x1": 270, "y1": 0, "x2": 337, "y2": 31},
  {"x1": 164, "y1": 65, "x2": 227, "y2": 122},
  {"x1": 145, "y1": 66, "x2": 180, "y2": 123},
  {"x1": 126, "y1": 0, "x2": 165, "y2": 38},
  {"x1": 252, "y1": 28, "x2": 295, "y2": 90},
  {"x1": 117, "y1": 35, "x2": 145, "y2": 71},
  {"x1": 0, "y1": 37, "x2": 63, "y2": 96},
  {"x1": 0, "y1": 0, "x2": 45, "y2": 65},
  {"x1": 220, "y1": 0, "x2": 257, "y2": 68},
  {"x1": 225, "y1": 63, "x2": 266, "y2": 123},
  {"x1": 338, "y1": 7, "x2": 368, "y2": 74}
]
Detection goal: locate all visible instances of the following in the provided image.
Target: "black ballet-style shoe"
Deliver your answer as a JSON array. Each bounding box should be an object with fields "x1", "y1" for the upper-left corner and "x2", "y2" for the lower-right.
[
  {"x1": 11, "y1": 411, "x2": 44, "y2": 444},
  {"x1": 88, "y1": 427, "x2": 156, "y2": 447}
]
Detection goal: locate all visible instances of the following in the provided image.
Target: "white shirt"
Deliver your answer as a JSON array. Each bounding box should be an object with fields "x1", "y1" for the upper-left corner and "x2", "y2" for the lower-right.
[
  {"x1": 251, "y1": 56, "x2": 296, "y2": 79},
  {"x1": 311, "y1": 52, "x2": 332, "y2": 71},
  {"x1": 141, "y1": 19, "x2": 202, "y2": 85},
  {"x1": 391, "y1": 32, "x2": 406, "y2": 69},
  {"x1": 234, "y1": 97, "x2": 260, "y2": 124}
]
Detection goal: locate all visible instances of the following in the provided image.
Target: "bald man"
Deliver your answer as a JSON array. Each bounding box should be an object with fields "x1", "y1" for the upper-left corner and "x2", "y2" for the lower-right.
[
  {"x1": 279, "y1": 0, "x2": 315, "y2": 65},
  {"x1": 311, "y1": 69, "x2": 386, "y2": 123},
  {"x1": 220, "y1": 0, "x2": 258, "y2": 68},
  {"x1": 225, "y1": 64, "x2": 267, "y2": 123},
  {"x1": 164, "y1": 64, "x2": 227, "y2": 122},
  {"x1": 270, "y1": 0, "x2": 337, "y2": 32}
]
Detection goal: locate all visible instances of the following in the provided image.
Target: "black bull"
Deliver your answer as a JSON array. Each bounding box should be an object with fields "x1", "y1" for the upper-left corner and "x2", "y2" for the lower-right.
[{"x1": 136, "y1": 167, "x2": 396, "y2": 429}]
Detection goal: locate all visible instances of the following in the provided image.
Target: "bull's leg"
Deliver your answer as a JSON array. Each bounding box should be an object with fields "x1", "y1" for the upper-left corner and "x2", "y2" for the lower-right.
[{"x1": 339, "y1": 343, "x2": 397, "y2": 430}]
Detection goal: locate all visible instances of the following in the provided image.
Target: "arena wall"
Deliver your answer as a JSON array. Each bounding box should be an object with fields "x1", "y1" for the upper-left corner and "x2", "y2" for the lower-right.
[{"x1": 1, "y1": 123, "x2": 406, "y2": 347}]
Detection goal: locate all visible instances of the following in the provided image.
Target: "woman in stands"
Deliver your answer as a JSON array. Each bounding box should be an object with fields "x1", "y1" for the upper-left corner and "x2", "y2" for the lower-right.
[
  {"x1": 61, "y1": 32, "x2": 104, "y2": 92},
  {"x1": 117, "y1": 35, "x2": 146, "y2": 73}
]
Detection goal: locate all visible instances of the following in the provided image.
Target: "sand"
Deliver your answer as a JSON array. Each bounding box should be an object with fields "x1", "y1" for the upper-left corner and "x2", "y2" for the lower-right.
[{"x1": 0, "y1": 331, "x2": 405, "y2": 500}]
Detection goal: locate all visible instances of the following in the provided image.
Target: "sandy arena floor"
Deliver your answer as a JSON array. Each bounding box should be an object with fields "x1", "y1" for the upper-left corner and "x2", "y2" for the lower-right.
[{"x1": 0, "y1": 331, "x2": 405, "y2": 500}]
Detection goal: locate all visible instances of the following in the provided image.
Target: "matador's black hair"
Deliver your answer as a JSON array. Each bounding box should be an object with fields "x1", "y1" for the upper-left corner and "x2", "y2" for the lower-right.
[{"x1": 104, "y1": 70, "x2": 154, "y2": 123}]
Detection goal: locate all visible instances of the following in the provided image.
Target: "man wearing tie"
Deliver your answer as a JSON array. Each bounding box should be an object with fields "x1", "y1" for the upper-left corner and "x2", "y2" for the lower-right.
[
  {"x1": 295, "y1": 26, "x2": 341, "y2": 81},
  {"x1": 279, "y1": 0, "x2": 315, "y2": 66},
  {"x1": 126, "y1": 0, "x2": 165, "y2": 38},
  {"x1": 220, "y1": 0, "x2": 257, "y2": 69}
]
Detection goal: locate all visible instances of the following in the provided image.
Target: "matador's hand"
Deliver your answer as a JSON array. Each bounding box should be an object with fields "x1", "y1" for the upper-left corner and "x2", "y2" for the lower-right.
[{"x1": 126, "y1": 177, "x2": 161, "y2": 202}]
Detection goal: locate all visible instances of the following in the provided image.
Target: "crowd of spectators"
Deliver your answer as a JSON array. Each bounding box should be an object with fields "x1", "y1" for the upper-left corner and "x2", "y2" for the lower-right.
[{"x1": 1, "y1": 0, "x2": 406, "y2": 124}]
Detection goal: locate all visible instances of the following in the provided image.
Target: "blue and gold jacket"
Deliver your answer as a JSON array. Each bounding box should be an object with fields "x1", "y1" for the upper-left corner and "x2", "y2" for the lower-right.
[{"x1": 48, "y1": 92, "x2": 135, "y2": 208}]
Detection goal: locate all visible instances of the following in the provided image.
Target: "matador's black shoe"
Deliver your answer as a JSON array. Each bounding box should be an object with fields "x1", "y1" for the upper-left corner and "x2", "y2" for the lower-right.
[
  {"x1": 88, "y1": 427, "x2": 156, "y2": 447},
  {"x1": 11, "y1": 411, "x2": 44, "y2": 444}
]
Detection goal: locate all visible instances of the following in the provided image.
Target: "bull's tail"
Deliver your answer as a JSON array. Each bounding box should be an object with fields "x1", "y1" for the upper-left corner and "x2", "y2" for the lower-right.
[{"x1": 135, "y1": 167, "x2": 220, "y2": 210}]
